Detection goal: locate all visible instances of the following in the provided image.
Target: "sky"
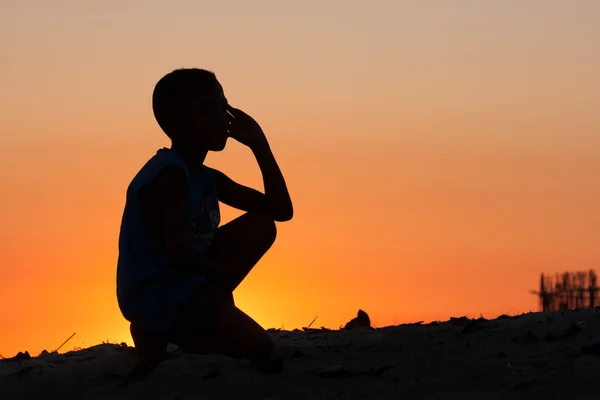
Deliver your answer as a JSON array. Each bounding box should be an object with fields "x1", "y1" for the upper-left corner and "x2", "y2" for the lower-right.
[{"x1": 0, "y1": 0, "x2": 599, "y2": 357}]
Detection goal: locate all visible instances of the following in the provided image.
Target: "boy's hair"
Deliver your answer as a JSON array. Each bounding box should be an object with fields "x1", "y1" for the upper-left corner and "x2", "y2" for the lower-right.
[{"x1": 152, "y1": 68, "x2": 218, "y2": 138}]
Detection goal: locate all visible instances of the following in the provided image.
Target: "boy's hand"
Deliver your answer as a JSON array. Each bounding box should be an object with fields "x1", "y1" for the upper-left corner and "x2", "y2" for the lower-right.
[{"x1": 226, "y1": 105, "x2": 268, "y2": 150}]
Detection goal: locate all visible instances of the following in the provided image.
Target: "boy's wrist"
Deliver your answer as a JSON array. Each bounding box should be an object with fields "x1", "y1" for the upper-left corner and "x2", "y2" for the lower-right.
[{"x1": 250, "y1": 138, "x2": 271, "y2": 156}]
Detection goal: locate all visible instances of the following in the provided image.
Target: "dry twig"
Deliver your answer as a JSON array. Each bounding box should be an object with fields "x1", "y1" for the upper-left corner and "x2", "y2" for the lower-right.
[{"x1": 55, "y1": 332, "x2": 77, "y2": 353}]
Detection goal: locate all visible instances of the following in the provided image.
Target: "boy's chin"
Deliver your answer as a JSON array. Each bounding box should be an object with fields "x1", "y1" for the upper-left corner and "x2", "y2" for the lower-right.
[{"x1": 209, "y1": 137, "x2": 228, "y2": 152}]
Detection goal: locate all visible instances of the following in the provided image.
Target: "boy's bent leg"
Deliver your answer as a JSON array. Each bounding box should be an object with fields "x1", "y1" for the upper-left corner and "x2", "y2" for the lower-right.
[
  {"x1": 211, "y1": 301, "x2": 283, "y2": 373},
  {"x1": 130, "y1": 323, "x2": 167, "y2": 360},
  {"x1": 169, "y1": 283, "x2": 283, "y2": 373},
  {"x1": 209, "y1": 212, "x2": 277, "y2": 293},
  {"x1": 122, "y1": 323, "x2": 168, "y2": 386},
  {"x1": 169, "y1": 282, "x2": 267, "y2": 358},
  {"x1": 211, "y1": 300, "x2": 273, "y2": 358}
]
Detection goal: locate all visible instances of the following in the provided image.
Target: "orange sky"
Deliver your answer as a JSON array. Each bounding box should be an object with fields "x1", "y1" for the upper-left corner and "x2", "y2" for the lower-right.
[{"x1": 1, "y1": 1, "x2": 599, "y2": 357}]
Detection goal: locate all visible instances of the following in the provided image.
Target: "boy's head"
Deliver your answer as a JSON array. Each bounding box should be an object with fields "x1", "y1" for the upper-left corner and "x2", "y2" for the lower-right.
[{"x1": 152, "y1": 68, "x2": 229, "y2": 152}]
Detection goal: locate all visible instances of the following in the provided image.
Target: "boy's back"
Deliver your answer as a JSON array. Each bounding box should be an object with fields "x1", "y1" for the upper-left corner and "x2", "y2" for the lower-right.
[{"x1": 116, "y1": 148, "x2": 220, "y2": 337}]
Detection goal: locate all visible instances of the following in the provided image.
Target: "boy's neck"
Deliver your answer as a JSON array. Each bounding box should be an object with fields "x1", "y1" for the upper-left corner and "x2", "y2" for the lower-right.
[{"x1": 170, "y1": 143, "x2": 208, "y2": 170}]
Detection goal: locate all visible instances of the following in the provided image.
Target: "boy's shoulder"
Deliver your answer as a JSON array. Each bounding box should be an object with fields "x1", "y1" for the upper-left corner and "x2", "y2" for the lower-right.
[{"x1": 127, "y1": 149, "x2": 188, "y2": 193}]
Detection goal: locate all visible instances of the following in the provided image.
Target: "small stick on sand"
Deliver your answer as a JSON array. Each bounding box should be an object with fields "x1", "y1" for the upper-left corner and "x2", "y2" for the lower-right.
[
  {"x1": 307, "y1": 316, "x2": 318, "y2": 329},
  {"x1": 0, "y1": 353, "x2": 4, "y2": 359},
  {"x1": 55, "y1": 332, "x2": 77, "y2": 353}
]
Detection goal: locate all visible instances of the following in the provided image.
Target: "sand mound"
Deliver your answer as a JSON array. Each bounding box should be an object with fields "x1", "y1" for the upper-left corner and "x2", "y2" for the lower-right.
[{"x1": 2, "y1": 310, "x2": 600, "y2": 399}]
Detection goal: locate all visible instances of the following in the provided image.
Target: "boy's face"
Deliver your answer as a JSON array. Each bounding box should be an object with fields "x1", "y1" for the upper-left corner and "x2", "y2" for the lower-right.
[{"x1": 179, "y1": 80, "x2": 230, "y2": 152}]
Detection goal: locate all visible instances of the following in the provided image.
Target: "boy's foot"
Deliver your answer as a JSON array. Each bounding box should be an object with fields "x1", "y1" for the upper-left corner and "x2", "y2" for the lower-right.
[
  {"x1": 121, "y1": 323, "x2": 168, "y2": 386},
  {"x1": 130, "y1": 322, "x2": 168, "y2": 361}
]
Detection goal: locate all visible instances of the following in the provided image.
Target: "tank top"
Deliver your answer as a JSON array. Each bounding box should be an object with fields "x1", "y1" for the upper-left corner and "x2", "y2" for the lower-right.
[{"x1": 116, "y1": 148, "x2": 220, "y2": 336}]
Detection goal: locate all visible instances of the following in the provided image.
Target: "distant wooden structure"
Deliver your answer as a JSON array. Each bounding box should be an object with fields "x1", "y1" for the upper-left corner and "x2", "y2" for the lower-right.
[{"x1": 530, "y1": 269, "x2": 598, "y2": 312}]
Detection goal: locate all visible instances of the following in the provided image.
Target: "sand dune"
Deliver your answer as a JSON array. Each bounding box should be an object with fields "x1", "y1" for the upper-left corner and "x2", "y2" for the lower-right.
[{"x1": 2, "y1": 310, "x2": 600, "y2": 399}]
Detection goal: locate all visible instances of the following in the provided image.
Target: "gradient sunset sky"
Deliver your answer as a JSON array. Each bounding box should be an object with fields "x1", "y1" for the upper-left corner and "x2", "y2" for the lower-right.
[{"x1": 1, "y1": 1, "x2": 599, "y2": 357}]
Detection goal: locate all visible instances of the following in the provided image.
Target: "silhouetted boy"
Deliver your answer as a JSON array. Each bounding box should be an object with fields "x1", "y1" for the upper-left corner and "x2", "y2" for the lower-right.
[{"x1": 116, "y1": 68, "x2": 293, "y2": 379}]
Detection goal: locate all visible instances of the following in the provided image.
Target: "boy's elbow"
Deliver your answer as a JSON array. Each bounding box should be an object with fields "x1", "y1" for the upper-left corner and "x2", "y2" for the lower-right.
[
  {"x1": 265, "y1": 197, "x2": 293, "y2": 222},
  {"x1": 274, "y1": 206, "x2": 293, "y2": 222},
  {"x1": 274, "y1": 214, "x2": 292, "y2": 222}
]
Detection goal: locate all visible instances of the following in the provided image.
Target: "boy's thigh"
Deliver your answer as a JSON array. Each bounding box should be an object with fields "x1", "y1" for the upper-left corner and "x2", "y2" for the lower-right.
[
  {"x1": 207, "y1": 214, "x2": 276, "y2": 280},
  {"x1": 207, "y1": 218, "x2": 250, "y2": 264}
]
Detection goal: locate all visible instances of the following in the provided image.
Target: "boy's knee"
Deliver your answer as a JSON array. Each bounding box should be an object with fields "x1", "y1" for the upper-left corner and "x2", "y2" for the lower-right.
[
  {"x1": 247, "y1": 213, "x2": 277, "y2": 244},
  {"x1": 262, "y1": 217, "x2": 277, "y2": 244}
]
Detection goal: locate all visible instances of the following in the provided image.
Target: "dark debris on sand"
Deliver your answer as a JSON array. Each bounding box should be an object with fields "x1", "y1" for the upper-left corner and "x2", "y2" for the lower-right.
[{"x1": 343, "y1": 309, "x2": 372, "y2": 330}]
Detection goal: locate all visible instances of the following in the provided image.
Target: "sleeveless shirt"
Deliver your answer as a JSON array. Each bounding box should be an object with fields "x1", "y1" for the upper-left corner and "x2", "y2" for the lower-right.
[{"x1": 116, "y1": 148, "x2": 220, "y2": 337}]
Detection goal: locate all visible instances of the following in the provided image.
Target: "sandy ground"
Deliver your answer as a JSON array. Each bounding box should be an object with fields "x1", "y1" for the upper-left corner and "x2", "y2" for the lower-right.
[{"x1": 2, "y1": 310, "x2": 600, "y2": 400}]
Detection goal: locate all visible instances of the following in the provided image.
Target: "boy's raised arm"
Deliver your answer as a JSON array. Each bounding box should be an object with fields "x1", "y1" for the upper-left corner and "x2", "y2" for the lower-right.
[
  {"x1": 215, "y1": 148, "x2": 293, "y2": 222},
  {"x1": 251, "y1": 141, "x2": 293, "y2": 221},
  {"x1": 220, "y1": 106, "x2": 293, "y2": 222}
]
